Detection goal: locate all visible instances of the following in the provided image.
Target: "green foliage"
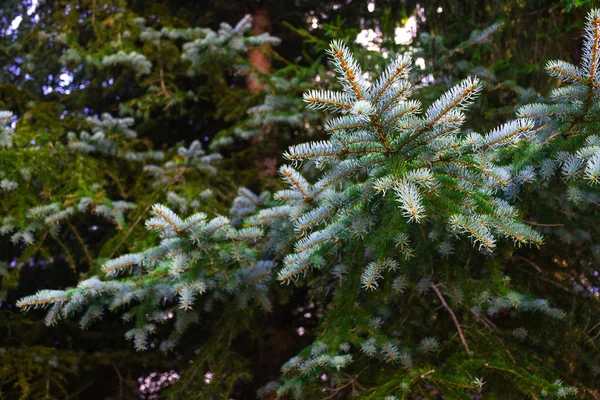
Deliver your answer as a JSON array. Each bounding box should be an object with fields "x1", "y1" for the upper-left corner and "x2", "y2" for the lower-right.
[{"x1": 2, "y1": 2, "x2": 600, "y2": 399}]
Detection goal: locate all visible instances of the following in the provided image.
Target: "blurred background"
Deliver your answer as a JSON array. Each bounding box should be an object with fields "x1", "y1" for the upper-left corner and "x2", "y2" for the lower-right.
[{"x1": 0, "y1": 0, "x2": 596, "y2": 398}]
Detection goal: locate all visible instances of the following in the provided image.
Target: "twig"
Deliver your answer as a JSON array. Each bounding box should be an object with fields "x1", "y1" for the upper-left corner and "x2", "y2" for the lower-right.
[
  {"x1": 483, "y1": 364, "x2": 543, "y2": 388},
  {"x1": 52, "y1": 234, "x2": 77, "y2": 273},
  {"x1": 580, "y1": 192, "x2": 600, "y2": 207},
  {"x1": 399, "y1": 369, "x2": 436, "y2": 400},
  {"x1": 516, "y1": 267, "x2": 572, "y2": 292},
  {"x1": 322, "y1": 366, "x2": 368, "y2": 399},
  {"x1": 514, "y1": 255, "x2": 542, "y2": 272},
  {"x1": 556, "y1": 369, "x2": 600, "y2": 399},
  {"x1": 474, "y1": 327, "x2": 516, "y2": 364},
  {"x1": 587, "y1": 320, "x2": 600, "y2": 336},
  {"x1": 66, "y1": 381, "x2": 95, "y2": 400},
  {"x1": 67, "y1": 221, "x2": 95, "y2": 267},
  {"x1": 431, "y1": 283, "x2": 470, "y2": 355},
  {"x1": 111, "y1": 362, "x2": 124, "y2": 399},
  {"x1": 522, "y1": 220, "x2": 564, "y2": 227},
  {"x1": 108, "y1": 204, "x2": 152, "y2": 260}
]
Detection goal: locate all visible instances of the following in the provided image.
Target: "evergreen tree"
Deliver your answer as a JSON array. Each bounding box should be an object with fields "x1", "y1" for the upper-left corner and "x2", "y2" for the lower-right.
[{"x1": 2, "y1": 2, "x2": 600, "y2": 399}]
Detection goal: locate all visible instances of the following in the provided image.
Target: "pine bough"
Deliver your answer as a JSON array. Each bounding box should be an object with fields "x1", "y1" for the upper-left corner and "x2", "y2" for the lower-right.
[{"x1": 13, "y1": 9, "x2": 600, "y2": 400}]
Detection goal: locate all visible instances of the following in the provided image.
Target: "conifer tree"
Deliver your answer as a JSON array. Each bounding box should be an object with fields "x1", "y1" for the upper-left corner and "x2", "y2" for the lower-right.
[{"x1": 2, "y1": 4, "x2": 600, "y2": 399}]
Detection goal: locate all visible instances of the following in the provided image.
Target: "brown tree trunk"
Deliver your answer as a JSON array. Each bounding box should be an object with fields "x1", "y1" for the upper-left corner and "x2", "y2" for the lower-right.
[
  {"x1": 247, "y1": 8, "x2": 278, "y2": 171},
  {"x1": 246, "y1": 8, "x2": 272, "y2": 93}
]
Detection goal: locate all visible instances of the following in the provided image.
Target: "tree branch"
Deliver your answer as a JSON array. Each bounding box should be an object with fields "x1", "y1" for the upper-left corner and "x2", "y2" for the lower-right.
[{"x1": 431, "y1": 283, "x2": 471, "y2": 355}]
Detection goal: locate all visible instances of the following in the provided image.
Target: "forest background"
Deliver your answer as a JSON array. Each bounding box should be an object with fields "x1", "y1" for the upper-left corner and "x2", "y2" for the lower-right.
[{"x1": 0, "y1": 0, "x2": 599, "y2": 399}]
